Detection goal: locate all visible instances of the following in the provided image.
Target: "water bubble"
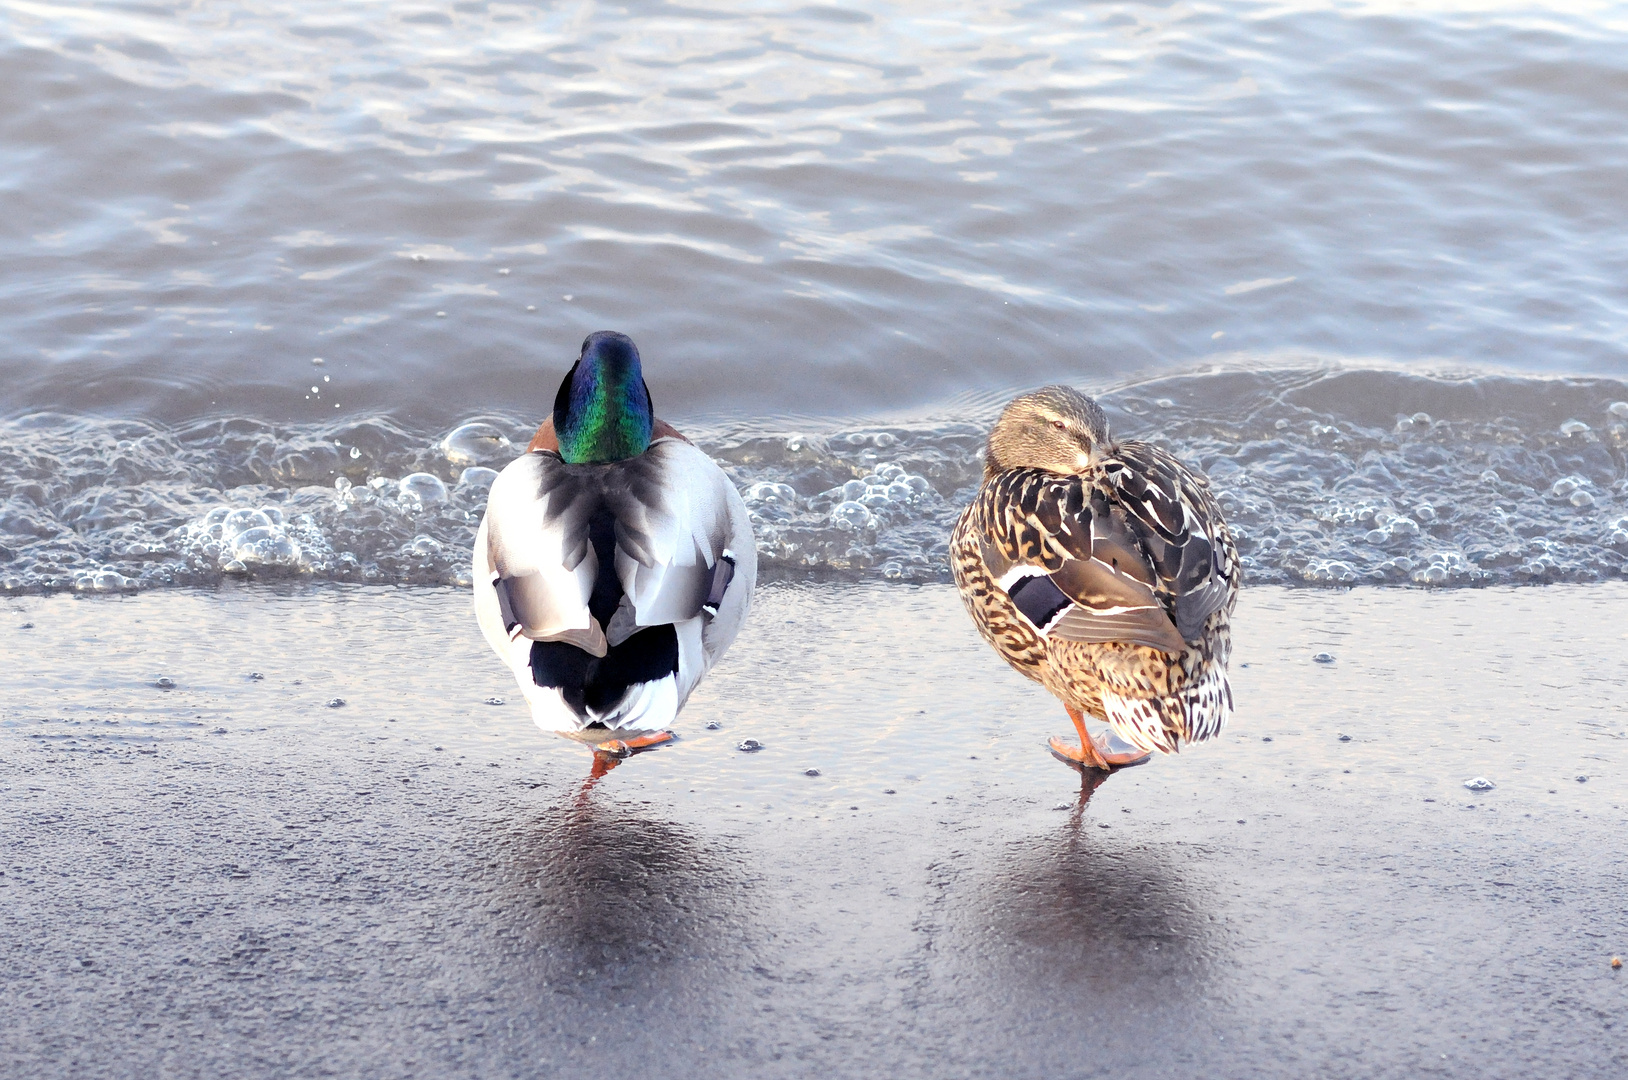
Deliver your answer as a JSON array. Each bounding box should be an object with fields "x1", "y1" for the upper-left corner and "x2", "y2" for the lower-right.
[
  {"x1": 155, "y1": 677, "x2": 176, "y2": 690},
  {"x1": 399, "y1": 473, "x2": 450, "y2": 506},
  {"x1": 74, "y1": 569, "x2": 132, "y2": 592},
  {"x1": 1338, "y1": 734, "x2": 1352, "y2": 742},
  {"x1": 1610, "y1": 402, "x2": 1628, "y2": 418},
  {"x1": 249, "y1": 673, "x2": 264, "y2": 681},
  {"x1": 1303, "y1": 561, "x2": 1357, "y2": 584},
  {"x1": 1463, "y1": 777, "x2": 1495, "y2": 791},
  {"x1": 311, "y1": 357, "x2": 324, "y2": 366},
  {"x1": 737, "y1": 739, "x2": 762, "y2": 752},
  {"x1": 1549, "y1": 476, "x2": 1587, "y2": 499},
  {"x1": 1576, "y1": 775, "x2": 1588, "y2": 783},
  {"x1": 497, "y1": 268, "x2": 510, "y2": 275},
  {"x1": 1156, "y1": 398, "x2": 1175, "y2": 408},
  {"x1": 745, "y1": 481, "x2": 798, "y2": 505},
  {"x1": 436, "y1": 311, "x2": 446, "y2": 317},
  {"x1": 705, "y1": 721, "x2": 722, "y2": 730},
  {"x1": 526, "y1": 305, "x2": 536, "y2": 312},
  {"x1": 1560, "y1": 419, "x2": 1590, "y2": 436},
  {"x1": 231, "y1": 526, "x2": 302, "y2": 568},
  {"x1": 1480, "y1": 469, "x2": 1500, "y2": 482},
  {"x1": 830, "y1": 501, "x2": 873, "y2": 531},
  {"x1": 457, "y1": 467, "x2": 499, "y2": 490},
  {"x1": 326, "y1": 699, "x2": 346, "y2": 708},
  {"x1": 484, "y1": 697, "x2": 504, "y2": 705},
  {"x1": 441, "y1": 422, "x2": 512, "y2": 466},
  {"x1": 804, "y1": 769, "x2": 822, "y2": 777},
  {"x1": 224, "y1": 508, "x2": 273, "y2": 536},
  {"x1": 1312, "y1": 652, "x2": 1335, "y2": 663}
]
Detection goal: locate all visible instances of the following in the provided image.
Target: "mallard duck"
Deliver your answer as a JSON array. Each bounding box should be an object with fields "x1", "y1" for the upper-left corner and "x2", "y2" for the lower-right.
[
  {"x1": 950, "y1": 386, "x2": 1239, "y2": 771},
  {"x1": 472, "y1": 331, "x2": 756, "y2": 774}
]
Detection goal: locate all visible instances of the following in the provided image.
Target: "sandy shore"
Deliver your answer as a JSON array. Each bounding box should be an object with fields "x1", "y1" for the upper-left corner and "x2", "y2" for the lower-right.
[{"x1": 2, "y1": 582, "x2": 1625, "y2": 1079}]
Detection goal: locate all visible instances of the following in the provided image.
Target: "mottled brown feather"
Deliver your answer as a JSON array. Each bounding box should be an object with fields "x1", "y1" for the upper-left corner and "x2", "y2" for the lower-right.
[{"x1": 950, "y1": 434, "x2": 1240, "y2": 755}]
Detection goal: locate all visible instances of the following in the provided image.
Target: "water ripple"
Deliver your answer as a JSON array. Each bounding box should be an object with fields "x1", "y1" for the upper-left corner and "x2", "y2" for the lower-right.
[{"x1": 2, "y1": 368, "x2": 1624, "y2": 592}]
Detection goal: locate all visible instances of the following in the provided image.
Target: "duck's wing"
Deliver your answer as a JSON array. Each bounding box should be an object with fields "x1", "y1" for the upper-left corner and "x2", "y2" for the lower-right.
[
  {"x1": 602, "y1": 439, "x2": 755, "y2": 654},
  {"x1": 479, "y1": 439, "x2": 754, "y2": 657},
  {"x1": 972, "y1": 468, "x2": 1186, "y2": 654},
  {"x1": 480, "y1": 450, "x2": 609, "y2": 656},
  {"x1": 1107, "y1": 441, "x2": 1236, "y2": 641}
]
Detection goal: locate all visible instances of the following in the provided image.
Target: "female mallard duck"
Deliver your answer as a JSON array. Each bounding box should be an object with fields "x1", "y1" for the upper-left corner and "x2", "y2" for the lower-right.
[
  {"x1": 950, "y1": 385, "x2": 1239, "y2": 771},
  {"x1": 472, "y1": 331, "x2": 755, "y2": 773}
]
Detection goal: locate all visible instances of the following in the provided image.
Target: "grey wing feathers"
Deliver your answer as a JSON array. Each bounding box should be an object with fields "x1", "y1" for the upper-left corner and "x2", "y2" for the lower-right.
[{"x1": 484, "y1": 440, "x2": 744, "y2": 640}]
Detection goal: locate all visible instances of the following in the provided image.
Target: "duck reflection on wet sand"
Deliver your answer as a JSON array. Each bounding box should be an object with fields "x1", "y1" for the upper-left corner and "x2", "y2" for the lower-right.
[
  {"x1": 478, "y1": 788, "x2": 758, "y2": 976},
  {"x1": 897, "y1": 779, "x2": 1227, "y2": 1073}
]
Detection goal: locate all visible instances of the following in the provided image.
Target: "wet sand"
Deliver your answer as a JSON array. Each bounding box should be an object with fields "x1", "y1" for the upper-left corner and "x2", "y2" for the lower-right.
[{"x1": 2, "y1": 582, "x2": 1625, "y2": 1079}]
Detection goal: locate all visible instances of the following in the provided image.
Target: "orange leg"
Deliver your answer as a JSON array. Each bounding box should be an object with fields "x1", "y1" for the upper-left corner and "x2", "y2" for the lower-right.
[
  {"x1": 586, "y1": 729, "x2": 676, "y2": 779},
  {"x1": 594, "y1": 730, "x2": 675, "y2": 756},
  {"x1": 1048, "y1": 706, "x2": 1150, "y2": 772}
]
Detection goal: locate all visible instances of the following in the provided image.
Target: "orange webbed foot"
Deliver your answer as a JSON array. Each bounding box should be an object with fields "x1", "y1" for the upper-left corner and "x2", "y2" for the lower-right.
[
  {"x1": 586, "y1": 730, "x2": 676, "y2": 779},
  {"x1": 1052, "y1": 707, "x2": 1152, "y2": 772}
]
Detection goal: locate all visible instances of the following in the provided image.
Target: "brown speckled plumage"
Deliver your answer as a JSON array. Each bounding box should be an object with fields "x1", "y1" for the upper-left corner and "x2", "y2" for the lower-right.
[{"x1": 950, "y1": 388, "x2": 1240, "y2": 756}]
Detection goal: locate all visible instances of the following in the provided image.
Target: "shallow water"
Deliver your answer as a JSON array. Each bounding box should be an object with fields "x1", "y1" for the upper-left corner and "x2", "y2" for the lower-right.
[
  {"x1": 6, "y1": 1, "x2": 1628, "y2": 593},
  {"x1": 3, "y1": 367, "x2": 1626, "y2": 591}
]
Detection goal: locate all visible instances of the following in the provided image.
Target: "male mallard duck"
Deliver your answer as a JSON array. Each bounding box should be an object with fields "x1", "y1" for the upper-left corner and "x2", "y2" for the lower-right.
[
  {"x1": 950, "y1": 386, "x2": 1239, "y2": 771},
  {"x1": 472, "y1": 331, "x2": 755, "y2": 774}
]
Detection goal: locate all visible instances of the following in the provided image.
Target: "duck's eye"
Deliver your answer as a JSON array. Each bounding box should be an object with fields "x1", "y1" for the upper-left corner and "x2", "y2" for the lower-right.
[{"x1": 1051, "y1": 420, "x2": 1066, "y2": 431}]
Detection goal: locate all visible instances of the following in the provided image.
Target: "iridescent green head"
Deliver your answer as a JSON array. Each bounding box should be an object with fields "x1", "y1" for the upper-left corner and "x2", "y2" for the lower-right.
[{"x1": 552, "y1": 331, "x2": 655, "y2": 464}]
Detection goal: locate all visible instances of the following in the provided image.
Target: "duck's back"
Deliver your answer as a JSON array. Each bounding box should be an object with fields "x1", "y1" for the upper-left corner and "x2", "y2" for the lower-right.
[
  {"x1": 951, "y1": 439, "x2": 1239, "y2": 752},
  {"x1": 474, "y1": 437, "x2": 755, "y2": 735}
]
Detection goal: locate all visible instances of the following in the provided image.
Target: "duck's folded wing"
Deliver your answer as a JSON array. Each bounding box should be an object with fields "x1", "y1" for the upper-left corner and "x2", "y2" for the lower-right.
[
  {"x1": 607, "y1": 439, "x2": 749, "y2": 627},
  {"x1": 483, "y1": 452, "x2": 607, "y2": 651},
  {"x1": 1109, "y1": 442, "x2": 1235, "y2": 641},
  {"x1": 976, "y1": 470, "x2": 1185, "y2": 654}
]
